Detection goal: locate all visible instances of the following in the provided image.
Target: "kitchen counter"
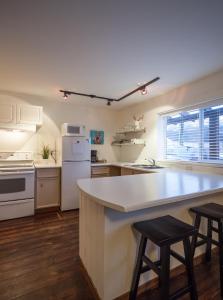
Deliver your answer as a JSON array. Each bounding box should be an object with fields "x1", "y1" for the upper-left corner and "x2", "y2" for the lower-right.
[
  {"x1": 78, "y1": 170, "x2": 223, "y2": 299},
  {"x1": 91, "y1": 161, "x2": 160, "y2": 171},
  {"x1": 78, "y1": 169, "x2": 223, "y2": 212},
  {"x1": 34, "y1": 162, "x2": 61, "y2": 169}
]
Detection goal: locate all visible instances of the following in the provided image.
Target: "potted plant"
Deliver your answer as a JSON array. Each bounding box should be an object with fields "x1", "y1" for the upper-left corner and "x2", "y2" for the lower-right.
[{"x1": 41, "y1": 145, "x2": 50, "y2": 159}]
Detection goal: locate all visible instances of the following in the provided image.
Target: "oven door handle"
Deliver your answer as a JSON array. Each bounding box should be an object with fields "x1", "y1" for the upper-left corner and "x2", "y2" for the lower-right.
[{"x1": 0, "y1": 171, "x2": 34, "y2": 175}]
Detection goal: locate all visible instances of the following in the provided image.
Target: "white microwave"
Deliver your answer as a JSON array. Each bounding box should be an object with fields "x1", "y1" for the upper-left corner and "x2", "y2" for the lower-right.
[{"x1": 61, "y1": 123, "x2": 86, "y2": 137}]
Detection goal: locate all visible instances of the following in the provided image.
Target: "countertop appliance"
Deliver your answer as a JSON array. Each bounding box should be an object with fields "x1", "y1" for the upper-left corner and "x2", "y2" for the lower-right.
[
  {"x1": 61, "y1": 136, "x2": 91, "y2": 210},
  {"x1": 0, "y1": 152, "x2": 35, "y2": 221},
  {"x1": 61, "y1": 123, "x2": 86, "y2": 137},
  {"x1": 91, "y1": 150, "x2": 98, "y2": 163}
]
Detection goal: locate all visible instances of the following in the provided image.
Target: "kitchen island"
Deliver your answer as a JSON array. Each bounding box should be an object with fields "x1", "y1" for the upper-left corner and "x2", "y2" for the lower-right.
[{"x1": 77, "y1": 170, "x2": 223, "y2": 300}]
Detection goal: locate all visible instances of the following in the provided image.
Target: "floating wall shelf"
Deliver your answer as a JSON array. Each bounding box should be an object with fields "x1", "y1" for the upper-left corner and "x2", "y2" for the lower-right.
[
  {"x1": 111, "y1": 142, "x2": 146, "y2": 147},
  {"x1": 115, "y1": 128, "x2": 146, "y2": 135}
]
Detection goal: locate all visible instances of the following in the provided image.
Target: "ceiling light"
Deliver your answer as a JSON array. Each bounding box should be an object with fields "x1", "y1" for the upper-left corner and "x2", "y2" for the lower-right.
[
  {"x1": 59, "y1": 77, "x2": 160, "y2": 106},
  {"x1": 140, "y1": 86, "x2": 148, "y2": 95},
  {"x1": 63, "y1": 92, "x2": 68, "y2": 100}
]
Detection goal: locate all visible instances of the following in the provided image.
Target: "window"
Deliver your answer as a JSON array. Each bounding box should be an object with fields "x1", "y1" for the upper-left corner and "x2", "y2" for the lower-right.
[{"x1": 162, "y1": 103, "x2": 223, "y2": 163}]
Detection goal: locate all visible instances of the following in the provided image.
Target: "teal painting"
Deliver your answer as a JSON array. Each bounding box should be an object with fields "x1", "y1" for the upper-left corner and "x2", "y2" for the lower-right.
[{"x1": 90, "y1": 130, "x2": 104, "y2": 145}]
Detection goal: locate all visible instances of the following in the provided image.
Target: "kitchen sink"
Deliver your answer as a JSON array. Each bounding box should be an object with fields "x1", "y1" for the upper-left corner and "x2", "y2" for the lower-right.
[{"x1": 133, "y1": 164, "x2": 164, "y2": 169}]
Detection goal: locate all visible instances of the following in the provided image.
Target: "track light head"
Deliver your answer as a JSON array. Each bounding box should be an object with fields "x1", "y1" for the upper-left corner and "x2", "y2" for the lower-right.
[
  {"x1": 63, "y1": 92, "x2": 68, "y2": 100},
  {"x1": 140, "y1": 86, "x2": 148, "y2": 95},
  {"x1": 107, "y1": 101, "x2": 111, "y2": 106}
]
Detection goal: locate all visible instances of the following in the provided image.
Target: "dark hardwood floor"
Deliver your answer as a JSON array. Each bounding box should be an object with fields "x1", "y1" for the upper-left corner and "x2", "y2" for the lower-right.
[
  {"x1": 0, "y1": 211, "x2": 95, "y2": 300},
  {"x1": 0, "y1": 210, "x2": 221, "y2": 300}
]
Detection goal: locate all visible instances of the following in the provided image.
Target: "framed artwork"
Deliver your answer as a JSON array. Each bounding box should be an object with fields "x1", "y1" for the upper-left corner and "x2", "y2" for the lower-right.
[{"x1": 90, "y1": 130, "x2": 104, "y2": 145}]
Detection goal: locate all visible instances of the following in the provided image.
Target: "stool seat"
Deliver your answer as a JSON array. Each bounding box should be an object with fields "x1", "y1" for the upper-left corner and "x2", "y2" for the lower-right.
[
  {"x1": 133, "y1": 215, "x2": 196, "y2": 246},
  {"x1": 190, "y1": 203, "x2": 223, "y2": 221}
]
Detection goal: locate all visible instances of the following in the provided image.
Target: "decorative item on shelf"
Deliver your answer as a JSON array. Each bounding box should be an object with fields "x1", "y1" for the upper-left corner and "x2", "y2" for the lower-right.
[
  {"x1": 41, "y1": 145, "x2": 50, "y2": 159},
  {"x1": 112, "y1": 119, "x2": 146, "y2": 146},
  {"x1": 133, "y1": 114, "x2": 144, "y2": 130},
  {"x1": 90, "y1": 130, "x2": 104, "y2": 145},
  {"x1": 111, "y1": 139, "x2": 145, "y2": 146}
]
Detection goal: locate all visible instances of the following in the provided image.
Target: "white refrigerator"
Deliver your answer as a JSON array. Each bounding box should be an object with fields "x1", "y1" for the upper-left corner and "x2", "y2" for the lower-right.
[{"x1": 61, "y1": 136, "x2": 91, "y2": 211}]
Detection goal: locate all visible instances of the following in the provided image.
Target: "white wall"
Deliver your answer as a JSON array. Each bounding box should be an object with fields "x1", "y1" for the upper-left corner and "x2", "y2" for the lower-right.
[
  {"x1": 1, "y1": 68, "x2": 223, "y2": 164},
  {"x1": 0, "y1": 92, "x2": 121, "y2": 162},
  {"x1": 118, "y1": 68, "x2": 223, "y2": 162}
]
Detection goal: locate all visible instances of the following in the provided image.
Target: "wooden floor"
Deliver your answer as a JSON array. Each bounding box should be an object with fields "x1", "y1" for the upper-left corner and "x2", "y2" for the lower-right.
[
  {"x1": 0, "y1": 210, "x2": 95, "y2": 300},
  {"x1": 0, "y1": 210, "x2": 221, "y2": 300}
]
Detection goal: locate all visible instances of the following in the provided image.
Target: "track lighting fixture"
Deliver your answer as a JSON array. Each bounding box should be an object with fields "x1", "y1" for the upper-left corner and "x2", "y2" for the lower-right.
[
  {"x1": 63, "y1": 91, "x2": 71, "y2": 100},
  {"x1": 140, "y1": 86, "x2": 148, "y2": 95},
  {"x1": 63, "y1": 92, "x2": 68, "y2": 100},
  {"x1": 60, "y1": 77, "x2": 160, "y2": 106}
]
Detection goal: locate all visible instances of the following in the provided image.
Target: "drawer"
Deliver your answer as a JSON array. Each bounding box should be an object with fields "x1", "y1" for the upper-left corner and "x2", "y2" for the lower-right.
[
  {"x1": 91, "y1": 174, "x2": 109, "y2": 178},
  {"x1": 133, "y1": 169, "x2": 148, "y2": 175},
  {"x1": 36, "y1": 168, "x2": 60, "y2": 178},
  {"x1": 91, "y1": 166, "x2": 110, "y2": 176},
  {"x1": 121, "y1": 167, "x2": 134, "y2": 176}
]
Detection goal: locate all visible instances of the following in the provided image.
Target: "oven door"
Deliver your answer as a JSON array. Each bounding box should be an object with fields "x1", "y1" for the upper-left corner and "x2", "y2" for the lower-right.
[{"x1": 0, "y1": 171, "x2": 34, "y2": 202}]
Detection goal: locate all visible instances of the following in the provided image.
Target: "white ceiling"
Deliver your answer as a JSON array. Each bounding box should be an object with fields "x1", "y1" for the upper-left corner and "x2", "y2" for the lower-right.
[{"x1": 1, "y1": 0, "x2": 223, "y2": 109}]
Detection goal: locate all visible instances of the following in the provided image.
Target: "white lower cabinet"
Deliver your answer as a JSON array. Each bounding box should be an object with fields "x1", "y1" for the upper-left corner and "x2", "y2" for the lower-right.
[{"x1": 36, "y1": 168, "x2": 61, "y2": 209}]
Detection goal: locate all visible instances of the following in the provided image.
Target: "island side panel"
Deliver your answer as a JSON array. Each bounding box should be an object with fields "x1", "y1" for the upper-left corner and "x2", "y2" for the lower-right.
[
  {"x1": 103, "y1": 192, "x2": 223, "y2": 300},
  {"x1": 79, "y1": 191, "x2": 105, "y2": 299}
]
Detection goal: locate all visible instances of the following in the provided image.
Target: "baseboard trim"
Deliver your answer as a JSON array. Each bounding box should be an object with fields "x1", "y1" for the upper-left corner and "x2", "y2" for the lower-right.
[{"x1": 35, "y1": 205, "x2": 60, "y2": 214}]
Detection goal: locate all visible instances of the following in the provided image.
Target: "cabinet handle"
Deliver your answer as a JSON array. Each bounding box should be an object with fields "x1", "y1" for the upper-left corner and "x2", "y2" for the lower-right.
[{"x1": 40, "y1": 183, "x2": 43, "y2": 188}]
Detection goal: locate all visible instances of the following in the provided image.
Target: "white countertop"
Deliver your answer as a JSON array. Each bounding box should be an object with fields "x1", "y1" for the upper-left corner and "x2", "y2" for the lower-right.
[
  {"x1": 77, "y1": 170, "x2": 223, "y2": 212},
  {"x1": 34, "y1": 162, "x2": 61, "y2": 169},
  {"x1": 91, "y1": 162, "x2": 165, "y2": 173}
]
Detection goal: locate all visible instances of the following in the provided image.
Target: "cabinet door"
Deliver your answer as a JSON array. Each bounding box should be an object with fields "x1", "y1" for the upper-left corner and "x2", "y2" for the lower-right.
[
  {"x1": 17, "y1": 104, "x2": 43, "y2": 125},
  {"x1": 109, "y1": 166, "x2": 121, "y2": 176},
  {"x1": 36, "y1": 177, "x2": 60, "y2": 208},
  {"x1": 121, "y1": 167, "x2": 134, "y2": 176},
  {"x1": 91, "y1": 166, "x2": 110, "y2": 178},
  {"x1": 0, "y1": 103, "x2": 16, "y2": 124},
  {"x1": 133, "y1": 170, "x2": 148, "y2": 175}
]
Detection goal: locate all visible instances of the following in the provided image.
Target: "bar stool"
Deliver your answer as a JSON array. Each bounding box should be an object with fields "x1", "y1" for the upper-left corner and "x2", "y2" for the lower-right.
[
  {"x1": 129, "y1": 215, "x2": 198, "y2": 300},
  {"x1": 190, "y1": 202, "x2": 223, "y2": 297}
]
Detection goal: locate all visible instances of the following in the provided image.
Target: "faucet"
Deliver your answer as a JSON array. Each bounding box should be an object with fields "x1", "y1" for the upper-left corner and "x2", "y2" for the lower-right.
[{"x1": 145, "y1": 157, "x2": 156, "y2": 166}]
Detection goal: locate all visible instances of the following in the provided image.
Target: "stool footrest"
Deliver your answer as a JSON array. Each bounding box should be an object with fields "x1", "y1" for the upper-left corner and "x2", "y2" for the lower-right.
[
  {"x1": 170, "y1": 285, "x2": 192, "y2": 300},
  {"x1": 196, "y1": 233, "x2": 220, "y2": 247},
  {"x1": 142, "y1": 255, "x2": 161, "y2": 275},
  {"x1": 211, "y1": 225, "x2": 219, "y2": 233},
  {"x1": 170, "y1": 250, "x2": 186, "y2": 265},
  {"x1": 196, "y1": 239, "x2": 206, "y2": 247}
]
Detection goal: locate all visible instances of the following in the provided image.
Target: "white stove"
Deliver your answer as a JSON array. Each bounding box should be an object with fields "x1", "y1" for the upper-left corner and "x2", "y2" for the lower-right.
[{"x1": 0, "y1": 152, "x2": 35, "y2": 221}]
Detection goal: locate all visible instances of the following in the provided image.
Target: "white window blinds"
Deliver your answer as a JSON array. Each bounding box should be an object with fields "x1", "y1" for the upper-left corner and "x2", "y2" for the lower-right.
[{"x1": 162, "y1": 103, "x2": 223, "y2": 162}]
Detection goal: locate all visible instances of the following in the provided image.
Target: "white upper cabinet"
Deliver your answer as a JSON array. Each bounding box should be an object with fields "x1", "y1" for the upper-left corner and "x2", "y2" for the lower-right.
[
  {"x1": 0, "y1": 103, "x2": 16, "y2": 124},
  {"x1": 16, "y1": 104, "x2": 43, "y2": 125}
]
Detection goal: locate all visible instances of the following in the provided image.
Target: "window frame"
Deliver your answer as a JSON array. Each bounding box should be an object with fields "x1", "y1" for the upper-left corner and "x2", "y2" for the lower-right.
[{"x1": 159, "y1": 98, "x2": 223, "y2": 165}]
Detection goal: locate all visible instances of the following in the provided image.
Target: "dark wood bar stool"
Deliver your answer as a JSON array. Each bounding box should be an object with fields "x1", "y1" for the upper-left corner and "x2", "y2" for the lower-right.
[
  {"x1": 190, "y1": 203, "x2": 223, "y2": 297},
  {"x1": 129, "y1": 215, "x2": 198, "y2": 300}
]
